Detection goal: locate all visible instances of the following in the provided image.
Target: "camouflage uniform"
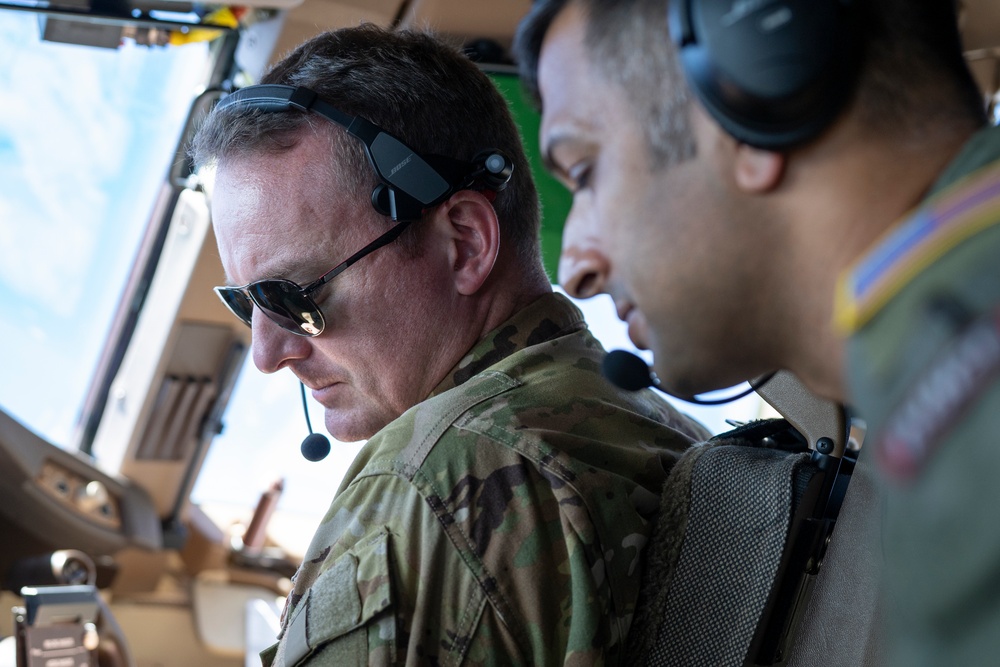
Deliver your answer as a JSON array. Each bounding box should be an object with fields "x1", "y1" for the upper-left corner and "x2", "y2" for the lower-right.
[
  {"x1": 260, "y1": 293, "x2": 708, "y2": 666},
  {"x1": 837, "y1": 125, "x2": 1000, "y2": 666}
]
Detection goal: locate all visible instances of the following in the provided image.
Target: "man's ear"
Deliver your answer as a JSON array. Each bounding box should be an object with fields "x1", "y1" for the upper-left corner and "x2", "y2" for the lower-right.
[
  {"x1": 691, "y1": 104, "x2": 785, "y2": 194},
  {"x1": 433, "y1": 190, "x2": 501, "y2": 296},
  {"x1": 733, "y1": 142, "x2": 785, "y2": 194}
]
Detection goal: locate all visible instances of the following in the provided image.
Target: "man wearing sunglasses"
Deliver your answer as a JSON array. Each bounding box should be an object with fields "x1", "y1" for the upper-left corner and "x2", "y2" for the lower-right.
[{"x1": 191, "y1": 24, "x2": 709, "y2": 666}]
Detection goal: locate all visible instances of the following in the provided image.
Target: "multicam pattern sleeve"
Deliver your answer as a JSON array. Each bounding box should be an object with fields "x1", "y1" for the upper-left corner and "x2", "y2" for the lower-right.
[{"x1": 261, "y1": 293, "x2": 708, "y2": 667}]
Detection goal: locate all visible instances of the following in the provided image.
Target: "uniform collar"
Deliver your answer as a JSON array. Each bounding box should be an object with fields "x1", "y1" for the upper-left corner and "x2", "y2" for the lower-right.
[
  {"x1": 835, "y1": 125, "x2": 1000, "y2": 333},
  {"x1": 429, "y1": 292, "x2": 586, "y2": 397}
]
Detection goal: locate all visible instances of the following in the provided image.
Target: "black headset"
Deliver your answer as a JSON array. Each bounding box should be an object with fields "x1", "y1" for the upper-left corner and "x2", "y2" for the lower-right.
[
  {"x1": 214, "y1": 84, "x2": 514, "y2": 221},
  {"x1": 669, "y1": 0, "x2": 861, "y2": 149}
]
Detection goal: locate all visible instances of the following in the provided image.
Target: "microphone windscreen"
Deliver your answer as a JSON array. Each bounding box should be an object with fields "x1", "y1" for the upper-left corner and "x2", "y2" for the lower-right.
[
  {"x1": 602, "y1": 350, "x2": 656, "y2": 391},
  {"x1": 300, "y1": 433, "x2": 332, "y2": 462}
]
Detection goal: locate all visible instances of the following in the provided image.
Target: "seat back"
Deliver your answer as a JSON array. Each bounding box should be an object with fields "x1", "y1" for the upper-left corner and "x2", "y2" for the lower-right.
[
  {"x1": 624, "y1": 372, "x2": 867, "y2": 666},
  {"x1": 625, "y1": 422, "x2": 842, "y2": 666},
  {"x1": 784, "y1": 446, "x2": 885, "y2": 667}
]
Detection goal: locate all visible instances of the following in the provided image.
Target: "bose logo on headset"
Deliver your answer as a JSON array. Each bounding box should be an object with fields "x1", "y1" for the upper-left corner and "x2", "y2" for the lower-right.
[
  {"x1": 389, "y1": 155, "x2": 414, "y2": 178},
  {"x1": 669, "y1": 0, "x2": 861, "y2": 150},
  {"x1": 721, "y1": 0, "x2": 772, "y2": 26}
]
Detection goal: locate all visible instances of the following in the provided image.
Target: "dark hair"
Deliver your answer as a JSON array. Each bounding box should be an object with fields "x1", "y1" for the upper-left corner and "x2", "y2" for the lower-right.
[
  {"x1": 513, "y1": 0, "x2": 986, "y2": 154},
  {"x1": 852, "y1": 0, "x2": 986, "y2": 133},
  {"x1": 515, "y1": 0, "x2": 696, "y2": 169},
  {"x1": 192, "y1": 24, "x2": 544, "y2": 270}
]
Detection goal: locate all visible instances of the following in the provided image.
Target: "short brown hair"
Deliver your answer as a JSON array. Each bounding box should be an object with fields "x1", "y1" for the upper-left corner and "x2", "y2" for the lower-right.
[
  {"x1": 192, "y1": 24, "x2": 544, "y2": 269},
  {"x1": 515, "y1": 0, "x2": 696, "y2": 169}
]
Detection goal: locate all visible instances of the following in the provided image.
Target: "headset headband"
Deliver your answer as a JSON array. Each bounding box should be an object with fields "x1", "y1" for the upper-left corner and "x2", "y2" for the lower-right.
[{"x1": 215, "y1": 84, "x2": 513, "y2": 220}]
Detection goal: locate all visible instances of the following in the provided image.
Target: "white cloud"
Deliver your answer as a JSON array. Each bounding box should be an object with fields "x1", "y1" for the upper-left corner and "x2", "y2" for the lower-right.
[
  {"x1": 0, "y1": 11, "x2": 212, "y2": 447},
  {"x1": 0, "y1": 18, "x2": 208, "y2": 317},
  {"x1": 0, "y1": 42, "x2": 116, "y2": 314}
]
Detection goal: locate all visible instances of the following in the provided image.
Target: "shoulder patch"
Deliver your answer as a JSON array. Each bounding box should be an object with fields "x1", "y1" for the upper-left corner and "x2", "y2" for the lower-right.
[
  {"x1": 877, "y1": 306, "x2": 1000, "y2": 482},
  {"x1": 836, "y1": 161, "x2": 1000, "y2": 333}
]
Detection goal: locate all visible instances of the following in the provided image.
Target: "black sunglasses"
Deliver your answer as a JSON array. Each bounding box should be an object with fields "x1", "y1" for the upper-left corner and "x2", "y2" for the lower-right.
[{"x1": 214, "y1": 218, "x2": 413, "y2": 336}]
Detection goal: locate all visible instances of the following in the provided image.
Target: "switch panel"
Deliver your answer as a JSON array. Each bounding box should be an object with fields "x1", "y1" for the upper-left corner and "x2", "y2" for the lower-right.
[{"x1": 36, "y1": 461, "x2": 122, "y2": 531}]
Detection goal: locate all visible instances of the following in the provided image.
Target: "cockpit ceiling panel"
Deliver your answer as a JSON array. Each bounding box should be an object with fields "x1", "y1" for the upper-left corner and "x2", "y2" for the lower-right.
[
  {"x1": 398, "y1": 0, "x2": 532, "y2": 46},
  {"x1": 277, "y1": 0, "x2": 405, "y2": 24}
]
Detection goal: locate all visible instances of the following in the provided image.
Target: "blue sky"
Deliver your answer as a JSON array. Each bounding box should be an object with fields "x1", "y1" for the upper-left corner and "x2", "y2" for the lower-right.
[{"x1": 0, "y1": 10, "x2": 209, "y2": 445}]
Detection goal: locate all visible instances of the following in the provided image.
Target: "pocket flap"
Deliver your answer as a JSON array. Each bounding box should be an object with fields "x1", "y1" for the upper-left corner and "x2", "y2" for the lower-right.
[{"x1": 281, "y1": 530, "x2": 393, "y2": 666}]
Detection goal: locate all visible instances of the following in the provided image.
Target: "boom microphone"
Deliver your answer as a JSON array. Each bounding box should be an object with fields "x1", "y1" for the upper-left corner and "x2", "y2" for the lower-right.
[
  {"x1": 602, "y1": 349, "x2": 774, "y2": 406},
  {"x1": 602, "y1": 349, "x2": 659, "y2": 391},
  {"x1": 299, "y1": 382, "x2": 331, "y2": 462}
]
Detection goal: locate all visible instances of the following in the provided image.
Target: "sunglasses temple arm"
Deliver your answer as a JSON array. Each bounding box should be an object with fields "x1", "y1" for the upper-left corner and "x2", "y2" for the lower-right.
[{"x1": 303, "y1": 218, "x2": 415, "y2": 293}]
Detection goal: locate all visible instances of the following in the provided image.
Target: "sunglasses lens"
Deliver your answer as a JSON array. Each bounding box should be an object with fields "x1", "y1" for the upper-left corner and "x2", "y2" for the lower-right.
[
  {"x1": 249, "y1": 281, "x2": 325, "y2": 336},
  {"x1": 214, "y1": 287, "x2": 254, "y2": 327}
]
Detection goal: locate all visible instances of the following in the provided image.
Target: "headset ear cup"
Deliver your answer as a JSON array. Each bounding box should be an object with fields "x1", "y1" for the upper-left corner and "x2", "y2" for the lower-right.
[
  {"x1": 370, "y1": 184, "x2": 392, "y2": 216},
  {"x1": 472, "y1": 149, "x2": 514, "y2": 192},
  {"x1": 670, "y1": 0, "x2": 860, "y2": 149}
]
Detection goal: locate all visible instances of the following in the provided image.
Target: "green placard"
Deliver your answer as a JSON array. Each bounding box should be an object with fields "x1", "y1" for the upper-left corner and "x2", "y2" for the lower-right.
[{"x1": 489, "y1": 71, "x2": 571, "y2": 283}]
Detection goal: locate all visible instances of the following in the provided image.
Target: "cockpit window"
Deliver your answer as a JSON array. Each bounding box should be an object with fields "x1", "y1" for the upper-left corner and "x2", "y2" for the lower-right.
[{"x1": 0, "y1": 9, "x2": 212, "y2": 449}]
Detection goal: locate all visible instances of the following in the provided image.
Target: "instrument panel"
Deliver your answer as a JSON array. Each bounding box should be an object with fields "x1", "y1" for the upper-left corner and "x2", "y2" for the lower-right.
[
  {"x1": 0, "y1": 409, "x2": 160, "y2": 590},
  {"x1": 35, "y1": 461, "x2": 122, "y2": 532}
]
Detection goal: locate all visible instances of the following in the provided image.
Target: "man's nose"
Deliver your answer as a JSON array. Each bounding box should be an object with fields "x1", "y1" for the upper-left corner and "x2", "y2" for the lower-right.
[
  {"x1": 251, "y1": 310, "x2": 311, "y2": 374},
  {"x1": 558, "y1": 213, "x2": 610, "y2": 299}
]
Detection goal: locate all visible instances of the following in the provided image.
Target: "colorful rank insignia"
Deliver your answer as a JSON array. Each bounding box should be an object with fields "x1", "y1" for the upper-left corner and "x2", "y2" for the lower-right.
[
  {"x1": 836, "y1": 161, "x2": 1000, "y2": 333},
  {"x1": 877, "y1": 307, "x2": 1000, "y2": 481}
]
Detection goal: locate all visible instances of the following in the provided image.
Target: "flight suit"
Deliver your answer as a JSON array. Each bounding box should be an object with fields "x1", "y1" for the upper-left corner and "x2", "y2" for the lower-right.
[
  {"x1": 260, "y1": 293, "x2": 709, "y2": 666},
  {"x1": 838, "y1": 125, "x2": 1000, "y2": 666}
]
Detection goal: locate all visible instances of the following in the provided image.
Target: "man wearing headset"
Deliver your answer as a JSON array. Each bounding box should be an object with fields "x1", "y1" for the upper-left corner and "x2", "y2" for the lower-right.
[
  {"x1": 515, "y1": 0, "x2": 999, "y2": 664},
  {"x1": 191, "y1": 24, "x2": 708, "y2": 666}
]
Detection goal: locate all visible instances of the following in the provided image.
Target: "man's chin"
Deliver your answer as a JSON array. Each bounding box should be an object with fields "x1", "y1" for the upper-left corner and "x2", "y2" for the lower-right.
[
  {"x1": 655, "y1": 361, "x2": 767, "y2": 403},
  {"x1": 324, "y1": 411, "x2": 387, "y2": 444},
  {"x1": 650, "y1": 355, "x2": 719, "y2": 401}
]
